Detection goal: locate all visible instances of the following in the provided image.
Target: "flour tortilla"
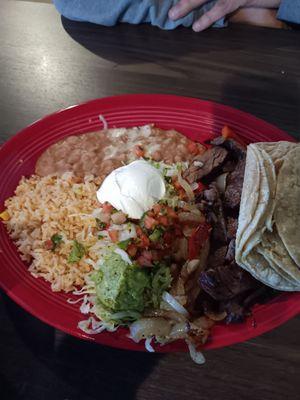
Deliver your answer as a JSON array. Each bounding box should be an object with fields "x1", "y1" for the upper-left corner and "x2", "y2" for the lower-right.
[
  {"x1": 236, "y1": 144, "x2": 277, "y2": 262},
  {"x1": 236, "y1": 141, "x2": 300, "y2": 291},
  {"x1": 235, "y1": 144, "x2": 274, "y2": 254},
  {"x1": 259, "y1": 229, "x2": 300, "y2": 284},
  {"x1": 257, "y1": 141, "x2": 296, "y2": 173},
  {"x1": 245, "y1": 252, "x2": 297, "y2": 291},
  {"x1": 274, "y1": 146, "x2": 300, "y2": 268}
]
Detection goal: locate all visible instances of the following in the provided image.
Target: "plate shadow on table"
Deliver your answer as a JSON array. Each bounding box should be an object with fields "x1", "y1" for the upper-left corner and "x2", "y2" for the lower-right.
[{"x1": 1, "y1": 293, "x2": 161, "y2": 400}]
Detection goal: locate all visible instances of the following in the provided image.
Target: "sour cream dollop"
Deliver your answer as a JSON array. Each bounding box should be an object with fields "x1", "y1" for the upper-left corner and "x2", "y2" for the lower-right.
[{"x1": 97, "y1": 160, "x2": 166, "y2": 219}]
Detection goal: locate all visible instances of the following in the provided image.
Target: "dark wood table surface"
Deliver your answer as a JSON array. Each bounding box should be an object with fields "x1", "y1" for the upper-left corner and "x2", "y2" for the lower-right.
[{"x1": 0, "y1": 1, "x2": 299, "y2": 399}]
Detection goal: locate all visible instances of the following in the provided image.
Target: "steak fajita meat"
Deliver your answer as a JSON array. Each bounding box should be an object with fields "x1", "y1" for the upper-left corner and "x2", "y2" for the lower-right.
[
  {"x1": 188, "y1": 134, "x2": 281, "y2": 326},
  {"x1": 221, "y1": 300, "x2": 245, "y2": 323},
  {"x1": 225, "y1": 239, "x2": 236, "y2": 262},
  {"x1": 202, "y1": 186, "x2": 218, "y2": 203},
  {"x1": 192, "y1": 135, "x2": 257, "y2": 316},
  {"x1": 183, "y1": 146, "x2": 228, "y2": 183},
  {"x1": 220, "y1": 285, "x2": 277, "y2": 324},
  {"x1": 199, "y1": 262, "x2": 256, "y2": 301},
  {"x1": 222, "y1": 160, "x2": 237, "y2": 173},
  {"x1": 210, "y1": 136, "x2": 246, "y2": 160},
  {"x1": 202, "y1": 184, "x2": 227, "y2": 244},
  {"x1": 207, "y1": 246, "x2": 227, "y2": 267},
  {"x1": 226, "y1": 217, "x2": 238, "y2": 240},
  {"x1": 224, "y1": 157, "x2": 246, "y2": 209}
]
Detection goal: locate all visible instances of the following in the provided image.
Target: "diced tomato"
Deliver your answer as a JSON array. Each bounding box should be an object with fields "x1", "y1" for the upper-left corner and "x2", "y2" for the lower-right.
[
  {"x1": 144, "y1": 215, "x2": 158, "y2": 230},
  {"x1": 137, "y1": 250, "x2": 153, "y2": 267},
  {"x1": 150, "y1": 251, "x2": 157, "y2": 262},
  {"x1": 174, "y1": 226, "x2": 183, "y2": 237},
  {"x1": 187, "y1": 141, "x2": 200, "y2": 155},
  {"x1": 188, "y1": 222, "x2": 211, "y2": 260},
  {"x1": 44, "y1": 240, "x2": 54, "y2": 251},
  {"x1": 153, "y1": 204, "x2": 162, "y2": 215},
  {"x1": 140, "y1": 233, "x2": 150, "y2": 248},
  {"x1": 142, "y1": 250, "x2": 152, "y2": 260},
  {"x1": 108, "y1": 230, "x2": 119, "y2": 243},
  {"x1": 158, "y1": 215, "x2": 169, "y2": 227},
  {"x1": 134, "y1": 144, "x2": 145, "y2": 158},
  {"x1": 157, "y1": 248, "x2": 168, "y2": 259},
  {"x1": 166, "y1": 206, "x2": 177, "y2": 219},
  {"x1": 136, "y1": 226, "x2": 143, "y2": 236},
  {"x1": 163, "y1": 232, "x2": 173, "y2": 246},
  {"x1": 127, "y1": 244, "x2": 138, "y2": 257},
  {"x1": 72, "y1": 176, "x2": 82, "y2": 184},
  {"x1": 197, "y1": 145, "x2": 206, "y2": 155},
  {"x1": 102, "y1": 202, "x2": 114, "y2": 214},
  {"x1": 178, "y1": 188, "x2": 186, "y2": 200},
  {"x1": 137, "y1": 256, "x2": 153, "y2": 267},
  {"x1": 222, "y1": 125, "x2": 242, "y2": 140},
  {"x1": 222, "y1": 125, "x2": 246, "y2": 147},
  {"x1": 195, "y1": 182, "x2": 206, "y2": 193},
  {"x1": 172, "y1": 179, "x2": 182, "y2": 190},
  {"x1": 136, "y1": 231, "x2": 150, "y2": 248}
]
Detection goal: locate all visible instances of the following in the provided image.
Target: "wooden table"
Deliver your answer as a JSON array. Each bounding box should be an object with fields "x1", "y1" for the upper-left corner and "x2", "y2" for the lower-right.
[{"x1": 0, "y1": 2, "x2": 299, "y2": 399}]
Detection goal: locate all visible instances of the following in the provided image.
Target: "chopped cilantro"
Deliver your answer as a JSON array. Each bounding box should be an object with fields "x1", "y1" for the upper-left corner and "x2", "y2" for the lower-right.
[
  {"x1": 158, "y1": 199, "x2": 168, "y2": 205},
  {"x1": 149, "y1": 228, "x2": 163, "y2": 242},
  {"x1": 68, "y1": 240, "x2": 85, "y2": 263},
  {"x1": 96, "y1": 218, "x2": 107, "y2": 230},
  {"x1": 117, "y1": 239, "x2": 131, "y2": 250},
  {"x1": 50, "y1": 233, "x2": 63, "y2": 251}
]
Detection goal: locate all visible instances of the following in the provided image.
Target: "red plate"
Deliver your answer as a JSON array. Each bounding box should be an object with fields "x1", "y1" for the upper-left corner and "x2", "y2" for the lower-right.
[{"x1": 0, "y1": 94, "x2": 299, "y2": 352}]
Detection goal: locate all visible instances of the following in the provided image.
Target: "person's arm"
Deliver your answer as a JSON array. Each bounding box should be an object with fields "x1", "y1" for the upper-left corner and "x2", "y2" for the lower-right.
[
  {"x1": 277, "y1": 0, "x2": 300, "y2": 25},
  {"x1": 169, "y1": 0, "x2": 282, "y2": 31},
  {"x1": 230, "y1": 7, "x2": 287, "y2": 28},
  {"x1": 53, "y1": 0, "x2": 226, "y2": 30}
]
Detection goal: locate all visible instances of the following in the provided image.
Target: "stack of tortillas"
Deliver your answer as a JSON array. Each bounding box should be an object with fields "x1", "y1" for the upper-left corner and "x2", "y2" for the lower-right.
[{"x1": 236, "y1": 141, "x2": 300, "y2": 291}]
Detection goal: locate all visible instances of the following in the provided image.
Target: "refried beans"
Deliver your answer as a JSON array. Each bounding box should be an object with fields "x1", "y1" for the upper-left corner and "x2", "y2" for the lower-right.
[{"x1": 35, "y1": 125, "x2": 206, "y2": 179}]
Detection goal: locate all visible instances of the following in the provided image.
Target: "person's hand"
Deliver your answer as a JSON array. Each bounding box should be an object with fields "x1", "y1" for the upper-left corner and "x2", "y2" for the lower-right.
[{"x1": 168, "y1": 0, "x2": 281, "y2": 32}]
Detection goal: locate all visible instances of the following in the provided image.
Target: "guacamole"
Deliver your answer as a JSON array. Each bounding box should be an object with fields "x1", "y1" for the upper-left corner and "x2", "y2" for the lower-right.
[
  {"x1": 93, "y1": 252, "x2": 151, "y2": 314},
  {"x1": 91, "y1": 251, "x2": 172, "y2": 324}
]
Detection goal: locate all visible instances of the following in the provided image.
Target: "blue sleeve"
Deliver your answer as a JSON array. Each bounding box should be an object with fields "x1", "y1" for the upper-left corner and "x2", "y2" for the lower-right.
[
  {"x1": 53, "y1": 0, "x2": 226, "y2": 30},
  {"x1": 277, "y1": 0, "x2": 300, "y2": 24}
]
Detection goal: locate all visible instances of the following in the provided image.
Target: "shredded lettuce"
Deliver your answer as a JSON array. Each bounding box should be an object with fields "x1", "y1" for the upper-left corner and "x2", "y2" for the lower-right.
[
  {"x1": 92, "y1": 300, "x2": 142, "y2": 325},
  {"x1": 149, "y1": 264, "x2": 172, "y2": 308}
]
